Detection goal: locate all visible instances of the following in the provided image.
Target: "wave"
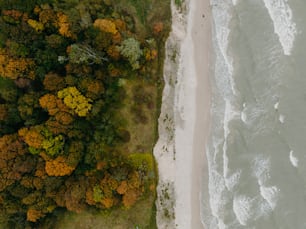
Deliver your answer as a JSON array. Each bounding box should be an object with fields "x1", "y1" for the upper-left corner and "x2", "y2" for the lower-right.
[
  {"x1": 204, "y1": 1, "x2": 239, "y2": 228},
  {"x1": 262, "y1": 0, "x2": 297, "y2": 55}
]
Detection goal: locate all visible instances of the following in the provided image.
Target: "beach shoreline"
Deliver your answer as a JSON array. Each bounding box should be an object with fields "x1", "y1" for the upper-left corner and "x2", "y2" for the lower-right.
[
  {"x1": 154, "y1": 0, "x2": 211, "y2": 228},
  {"x1": 191, "y1": 0, "x2": 211, "y2": 228}
]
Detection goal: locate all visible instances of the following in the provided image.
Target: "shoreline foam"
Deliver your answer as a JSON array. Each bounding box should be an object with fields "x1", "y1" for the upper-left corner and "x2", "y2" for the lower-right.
[{"x1": 262, "y1": 0, "x2": 297, "y2": 55}]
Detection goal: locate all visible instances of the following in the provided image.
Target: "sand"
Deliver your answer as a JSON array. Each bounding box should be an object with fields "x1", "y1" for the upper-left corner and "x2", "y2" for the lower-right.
[
  {"x1": 190, "y1": 0, "x2": 211, "y2": 228},
  {"x1": 153, "y1": 0, "x2": 211, "y2": 228}
]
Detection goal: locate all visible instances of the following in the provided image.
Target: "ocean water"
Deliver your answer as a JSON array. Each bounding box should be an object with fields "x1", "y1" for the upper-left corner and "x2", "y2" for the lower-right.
[{"x1": 202, "y1": 0, "x2": 306, "y2": 228}]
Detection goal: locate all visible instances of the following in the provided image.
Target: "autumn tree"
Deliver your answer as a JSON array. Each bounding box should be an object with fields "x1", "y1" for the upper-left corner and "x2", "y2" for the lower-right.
[
  {"x1": 61, "y1": 176, "x2": 87, "y2": 212},
  {"x1": 122, "y1": 188, "x2": 138, "y2": 208},
  {"x1": 17, "y1": 92, "x2": 41, "y2": 121},
  {"x1": 44, "y1": 156, "x2": 75, "y2": 177},
  {"x1": 43, "y1": 72, "x2": 65, "y2": 91},
  {"x1": 18, "y1": 126, "x2": 44, "y2": 149},
  {"x1": 14, "y1": 77, "x2": 31, "y2": 88},
  {"x1": 93, "y1": 19, "x2": 118, "y2": 35},
  {"x1": 27, "y1": 208, "x2": 45, "y2": 222},
  {"x1": 2, "y1": 10, "x2": 25, "y2": 23},
  {"x1": 18, "y1": 125, "x2": 65, "y2": 157},
  {"x1": 39, "y1": 93, "x2": 71, "y2": 116},
  {"x1": 0, "y1": 134, "x2": 35, "y2": 191},
  {"x1": 38, "y1": 8, "x2": 57, "y2": 28},
  {"x1": 57, "y1": 86, "x2": 92, "y2": 117},
  {"x1": 153, "y1": 22, "x2": 164, "y2": 35},
  {"x1": 107, "y1": 45, "x2": 120, "y2": 60},
  {"x1": 144, "y1": 48, "x2": 158, "y2": 61},
  {"x1": 56, "y1": 12, "x2": 75, "y2": 38},
  {"x1": 0, "y1": 49, "x2": 35, "y2": 80},
  {"x1": 27, "y1": 19, "x2": 44, "y2": 32},
  {"x1": 0, "y1": 104, "x2": 8, "y2": 121},
  {"x1": 45, "y1": 118, "x2": 72, "y2": 136},
  {"x1": 80, "y1": 78, "x2": 104, "y2": 100}
]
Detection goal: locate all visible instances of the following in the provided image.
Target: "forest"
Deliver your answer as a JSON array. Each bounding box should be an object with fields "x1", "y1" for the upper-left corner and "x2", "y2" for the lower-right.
[{"x1": 0, "y1": 0, "x2": 170, "y2": 228}]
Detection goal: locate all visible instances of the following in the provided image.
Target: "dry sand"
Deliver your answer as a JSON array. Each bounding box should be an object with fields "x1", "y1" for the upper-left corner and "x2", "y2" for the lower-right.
[{"x1": 154, "y1": 0, "x2": 211, "y2": 228}]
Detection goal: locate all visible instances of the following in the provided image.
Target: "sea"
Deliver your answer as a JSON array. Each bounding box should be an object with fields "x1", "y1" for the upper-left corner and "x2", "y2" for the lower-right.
[{"x1": 202, "y1": 0, "x2": 306, "y2": 228}]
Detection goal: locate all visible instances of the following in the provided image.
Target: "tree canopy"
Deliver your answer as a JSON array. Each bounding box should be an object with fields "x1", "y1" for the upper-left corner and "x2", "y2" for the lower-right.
[{"x1": 0, "y1": 0, "x2": 171, "y2": 227}]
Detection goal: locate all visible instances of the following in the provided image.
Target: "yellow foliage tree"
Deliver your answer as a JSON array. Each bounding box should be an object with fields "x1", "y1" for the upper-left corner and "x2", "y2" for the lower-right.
[
  {"x1": 27, "y1": 19, "x2": 44, "y2": 32},
  {"x1": 57, "y1": 87, "x2": 92, "y2": 117},
  {"x1": 93, "y1": 19, "x2": 118, "y2": 35}
]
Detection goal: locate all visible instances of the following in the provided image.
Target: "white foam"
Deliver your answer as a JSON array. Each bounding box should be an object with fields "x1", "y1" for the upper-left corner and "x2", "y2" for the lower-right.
[
  {"x1": 274, "y1": 102, "x2": 279, "y2": 110},
  {"x1": 233, "y1": 194, "x2": 273, "y2": 226},
  {"x1": 233, "y1": 195, "x2": 253, "y2": 226},
  {"x1": 263, "y1": 0, "x2": 297, "y2": 55},
  {"x1": 224, "y1": 100, "x2": 240, "y2": 137},
  {"x1": 208, "y1": 170, "x2": 227, "y2": 221},
  {"x1": 225, "y1": 171, "x2": 241, "y2": 191},
  {"x1": 289, "y1": 150, "x2": 298, "y2": 167},
  {"x1": 260, "y1": 185, "x2": 280, "y2": 209},
  {"x1": 241, "y1": 111, "x2": 247, "y2": 123},
  {"x1": 279, "y1": 114, "x2": 285, "y2": 123},
  {"x1": 223, "y1": 100, "x2": 240, "y2": 181},
  {"x1": 212, "y1": 0, "x2": 237, "y2": 96},
  {"x1": 252, "y1": 155, "x2": 271, "y2": 186},
  {"x1": 232, "y1": 0, "x2": 239, "y2": 6}
]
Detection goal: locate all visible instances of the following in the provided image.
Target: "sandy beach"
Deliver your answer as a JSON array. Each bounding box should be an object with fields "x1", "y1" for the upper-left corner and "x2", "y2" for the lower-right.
[
  {"x1": 154, "y1": 0, "x2": 211, "y2": 228},
  {"x1": 191, "y1": 0, "x2": 211, "y2": 228}
]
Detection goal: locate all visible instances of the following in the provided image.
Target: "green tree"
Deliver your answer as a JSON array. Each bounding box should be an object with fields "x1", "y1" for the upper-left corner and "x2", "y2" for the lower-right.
[
  {"x1": 63, "y1": 44, "x2": 108, "y2": 65},
  {"x1": 118, "y1": 38, "x2": 143, "y2": 70}
]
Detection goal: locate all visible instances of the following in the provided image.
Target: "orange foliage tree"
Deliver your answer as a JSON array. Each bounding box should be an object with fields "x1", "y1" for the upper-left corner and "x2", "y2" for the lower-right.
[
  {"x1": 61, "y1": 177, "x2": 87, "y2": 213},
  {"x1": 44, "y1": 156, "x2": 76, "y2": 177},
  {"x1": 27, "y1": 208, "x2": 45, "y2": 222},
  {"x1": 80, "y1": 79, "x2": 104, "y2": 100},
  {"x1": 122, "y1": 189, "x2": 138, "y2": 208},
  {"x1": 0, "y1": 104, "x2": 8, "y2": 121},
  {"x1": 56, "y1": 12, "x2": 75, "y2": 38},
  {"x1": 153, "y1": 22, "x2": 164, "y2": 35},
  {"x1": 0, "y1": 134, "x2": 34, "y2": 191},
  {"x1": 2, "y1": 9, "x2": 24, "y2": 21},
  {"x1": 93, "y1": 19, "x2": 118, "y2": 35},
  {"x1": 18, "y1": 127, "x2": 44, "y2": 149},
  {"x1": 43, "y1": 72, "x2": 65, "y2": 91},
  {"x1": 39, "y1": 93, "x2": 71, "y2": 116},
  {"x1": 107, "y1": 45, "x2": 120, "y2": 60},
  {"x1": 0, "y1": 49, "x2": 35, "y2": 80}
]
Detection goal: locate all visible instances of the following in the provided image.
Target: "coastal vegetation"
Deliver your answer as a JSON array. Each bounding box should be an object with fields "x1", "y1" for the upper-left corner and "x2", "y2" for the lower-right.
[{"x1": 0, "y1": 0, "x2": 170, "y2": 228}]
